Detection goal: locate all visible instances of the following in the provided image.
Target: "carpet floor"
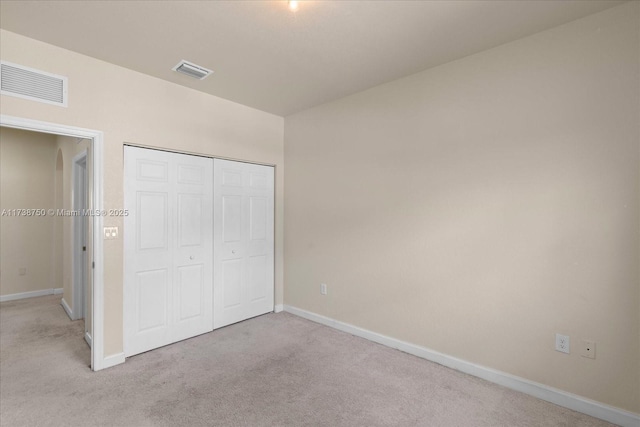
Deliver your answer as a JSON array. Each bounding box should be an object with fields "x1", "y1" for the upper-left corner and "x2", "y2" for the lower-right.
[{"x1": 0, "y1": 295, "x2": 614, "y2": 427}]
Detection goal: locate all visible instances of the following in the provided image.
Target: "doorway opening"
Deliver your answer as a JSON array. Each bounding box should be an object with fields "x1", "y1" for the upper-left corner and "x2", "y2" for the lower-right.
[{"x1": 0, "y1": 115, "x2": 104, "y2": 370}]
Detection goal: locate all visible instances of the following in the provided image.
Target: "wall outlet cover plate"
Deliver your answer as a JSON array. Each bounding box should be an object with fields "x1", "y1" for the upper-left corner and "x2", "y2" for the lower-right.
[{"x1": 555, "y1": 333, "x2": 570, "y2": 354}]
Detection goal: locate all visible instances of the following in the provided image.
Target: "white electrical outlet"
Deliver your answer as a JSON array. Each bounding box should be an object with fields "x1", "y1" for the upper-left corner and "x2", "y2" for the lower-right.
[
  {"x1": 18, "y1": 267, "x2": 26, "y2": 276},
  {"x1": 320, "y1": 283, "x2": 327, "y2": 295},
  {"x1": 581, "y1": 340, "x2": 596, "y2": 359},
  {"x1": 555, "y1": 333, "x2": 570, "y2": 354}
]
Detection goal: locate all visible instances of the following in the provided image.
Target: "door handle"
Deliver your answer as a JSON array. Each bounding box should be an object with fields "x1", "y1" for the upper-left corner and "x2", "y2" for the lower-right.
[{"x1": 189, "y1": 256, "x2": 194, "y2": 260}]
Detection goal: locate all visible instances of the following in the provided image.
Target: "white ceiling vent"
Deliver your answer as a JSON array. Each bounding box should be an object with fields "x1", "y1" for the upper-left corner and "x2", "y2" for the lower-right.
[
  {"x1": 0, "y1": 61, "x2": 68, "y2": 107},
  {"x1": 172, "y1": 60, "x2": 212, "y2": 80}
]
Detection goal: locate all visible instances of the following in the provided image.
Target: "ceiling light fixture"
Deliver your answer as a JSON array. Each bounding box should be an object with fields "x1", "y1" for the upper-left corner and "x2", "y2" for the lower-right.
[{"x1": 288, "y1": 1, "x2": 299, "y2": 11}]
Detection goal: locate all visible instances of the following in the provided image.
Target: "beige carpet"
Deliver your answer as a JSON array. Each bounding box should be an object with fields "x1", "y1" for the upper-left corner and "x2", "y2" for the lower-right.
[{"x1": 0, "y1": 295, "x2": 614, "y2": 427}]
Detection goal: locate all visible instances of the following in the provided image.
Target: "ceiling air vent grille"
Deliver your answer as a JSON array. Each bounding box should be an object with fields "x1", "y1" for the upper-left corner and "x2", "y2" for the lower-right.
[
  {"x1": 0, "y1": 61, "x2": 68, "y2": 107},
  {"x1": 172, "y1": 60, "x2": 212, "y2": 80}
]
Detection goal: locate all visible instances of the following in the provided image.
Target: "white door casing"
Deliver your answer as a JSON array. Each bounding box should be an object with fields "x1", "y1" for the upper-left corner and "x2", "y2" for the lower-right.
[
  {"x1": 213, "y1": 159, "x2": 274, "y2": 329},
  {"x1": 72, "y1": 151, "x2": 87, "y2": 322},
  {"x1": 124, "y1": 146, "x2": 213, "y2": 357},
  {"x1": 72, "y1": 149, "x2": 94, "y2": 348}
]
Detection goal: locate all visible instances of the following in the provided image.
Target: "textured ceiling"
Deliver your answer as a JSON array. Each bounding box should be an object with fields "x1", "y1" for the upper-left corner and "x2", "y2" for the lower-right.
[{"x1": 0, "y1": 1, "x2": 624, "y2": 116}]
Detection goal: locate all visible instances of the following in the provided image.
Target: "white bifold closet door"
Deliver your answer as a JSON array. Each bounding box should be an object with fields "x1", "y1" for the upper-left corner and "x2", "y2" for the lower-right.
[
  {"x1": 213, "y1": 159, "x2": 274, "y2": 329},
  {"x1": 124, "y1": 146, "x2": 213, "y2": 357}
]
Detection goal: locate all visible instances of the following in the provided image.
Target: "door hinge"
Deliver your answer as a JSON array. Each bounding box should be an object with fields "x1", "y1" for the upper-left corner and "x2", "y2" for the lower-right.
[{"x1": 92, "y1": 261, "x2": 95, "y2": 269}]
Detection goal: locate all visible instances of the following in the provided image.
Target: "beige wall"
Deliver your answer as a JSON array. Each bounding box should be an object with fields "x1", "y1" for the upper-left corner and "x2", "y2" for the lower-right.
[
  {"x1": 284, "y1": 2, "x2": 639, "y2": 414},
  {"x1": 0, "y1": 127, "x2": 57, "y2": 296},
  {"x1": 0, "y1": 29, "x2": 285, "y2": 357}
]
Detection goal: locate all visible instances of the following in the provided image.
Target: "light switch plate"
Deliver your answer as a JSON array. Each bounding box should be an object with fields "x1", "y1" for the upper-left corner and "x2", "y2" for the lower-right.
[{"x1": 104, "y1": 226, "x2": 119, "y2": 240}]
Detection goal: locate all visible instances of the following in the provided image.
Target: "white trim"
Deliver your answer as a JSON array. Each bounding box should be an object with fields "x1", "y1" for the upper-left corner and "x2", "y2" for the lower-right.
[
  {"x1": 71, "y1": 150, "x2": 88, "y2": 321},
  {"x1": 0, "y1": 288, "x2": 64, "y2": 303},
  {"x1": 85, "y1": 332, "x2": 92, "y2": 348},
  {"x1": 283, "y1": 305, "x2": 640, "y2": 427},
  {"x1": 101, "y1": 352, "x2": 125, "y2": 370},
  {"x1": 1, "y1": 115, "x2": 105, "y2": 372},
  {"x1": 61, "y1": 297, "x2": 73, "y2": 320},
  {"x1": 274, "y1": 304, "x2": 284, "y2": 313}
]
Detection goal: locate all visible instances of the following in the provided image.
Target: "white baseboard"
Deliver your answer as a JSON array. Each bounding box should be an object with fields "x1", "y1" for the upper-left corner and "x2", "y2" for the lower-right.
[
  {"x1": 60, "y1": 298, "x2": 73, "y2": 320},
  {"x1": 84, "y1": 332, "x2": 92, "y2": 348},
  {"x1": 274, "y1": 304, "x2": 284, "y2": 313},
  {"x1": 0, "y1": 288, "x2": 64, "y2": 302},
  {"x1": 100, "y1": 352, "x2": 125, "y2": 370},
  {"x1": 283, "y1": 305, "x2": 640, "y2": 427}
]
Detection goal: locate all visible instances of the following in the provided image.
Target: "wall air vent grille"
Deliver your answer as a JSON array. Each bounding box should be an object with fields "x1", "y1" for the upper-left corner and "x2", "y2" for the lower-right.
[
  {"x1": 172, "y1": 60, "x2": 212, "y2": 80},
  {"x1": 0, "y1": 61, "x2": 68, "y2": 107}
]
